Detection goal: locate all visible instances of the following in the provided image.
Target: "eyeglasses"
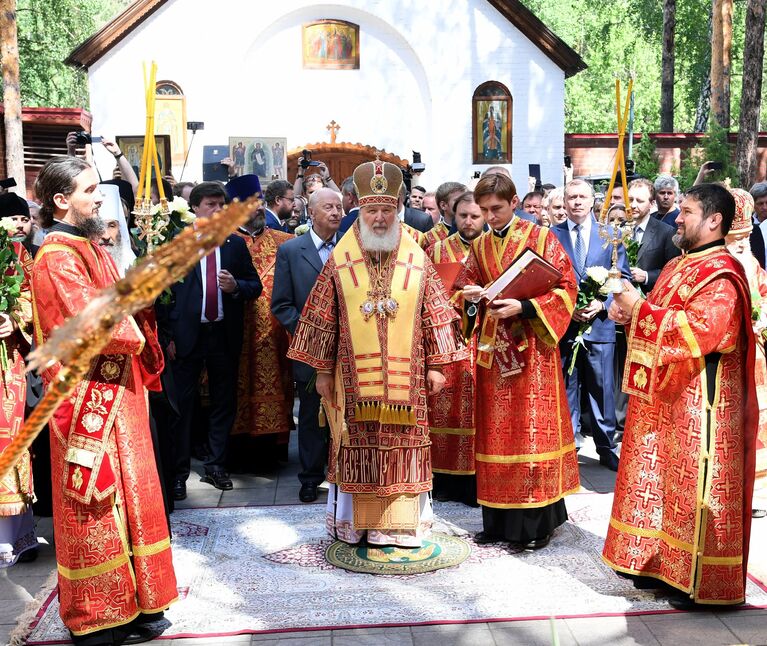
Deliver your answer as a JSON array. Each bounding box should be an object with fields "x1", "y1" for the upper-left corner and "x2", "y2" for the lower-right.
[{"x1": 280, "y1": 195, "x2": 294, "y2": 202}]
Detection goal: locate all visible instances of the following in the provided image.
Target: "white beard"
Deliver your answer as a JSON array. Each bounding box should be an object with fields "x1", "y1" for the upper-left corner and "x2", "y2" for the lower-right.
[
  {"x1": 103, "y1": 244, "x2": 125, "y2": 276},
  {"x1": 359, "y1": 219, "x2": 400, "y2": 252}
]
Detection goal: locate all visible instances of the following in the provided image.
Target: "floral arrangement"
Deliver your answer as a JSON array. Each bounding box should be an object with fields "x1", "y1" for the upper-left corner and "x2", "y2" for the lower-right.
[
  {"x1": 568, "y1": 266, "x2": 610, "y2": 375},
  {"x1": 752, "y1": 289, "x2": 767, "y2": 341},
  {"x1": 294, "y1": 223, "x2": 310, "y2": 236},
  {"x1": 132, "y1": 196, "x2": 195, "y2": 256},
  {"x1": 0, "y1": 222, "x2": 24, "y2": 373}
]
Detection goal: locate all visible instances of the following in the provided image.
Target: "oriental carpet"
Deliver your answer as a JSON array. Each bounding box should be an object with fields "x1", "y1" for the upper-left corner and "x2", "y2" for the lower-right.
[{"x1": 20, "y1": 494, "x2": 767, "y2": 643}]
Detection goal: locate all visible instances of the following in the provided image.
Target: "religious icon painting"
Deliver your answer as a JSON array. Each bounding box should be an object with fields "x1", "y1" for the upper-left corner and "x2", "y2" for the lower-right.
[
  {"x1": 228, "y1": 137, "x2": 288, "y2": 181},
  {"x1": 302, "y1": 19, "x2": 360, "y2": 70},
  {"x1": 472, "y1": 81, "x2": 513, "y2": 164},
  {"x1": 116, "y1": 135, "x2": 172, "y2": 178}
]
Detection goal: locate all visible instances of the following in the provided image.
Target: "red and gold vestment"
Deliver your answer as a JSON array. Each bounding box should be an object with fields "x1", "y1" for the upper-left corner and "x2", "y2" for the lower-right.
[
  {"x1": 602, "y1": 244, "x2": 758, "y2": 604},
  {"x1": 32, "y1": 230, "x2": 177, "y2": 635},
  {"x1": 287, "y1": 223, "x2": 466, "y2": 510},
  {"x1": 426, "y1": 233, "x2": 475, "y2": 475},
  {"x1": 459, "y1": 218, "x2": 580, "y2": 509},
  {"x1": 423, "y1": 221, "x2": 450, "y2": 252},
  {"x1": 233, "y1": 228, "x2": 294, "y2": 439},
  {"x1": 0, "y1": 243, "x2": 34, "y2": 518}
]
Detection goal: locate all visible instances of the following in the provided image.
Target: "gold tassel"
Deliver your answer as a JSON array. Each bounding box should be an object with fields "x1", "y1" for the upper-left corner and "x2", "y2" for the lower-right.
[{"x1": 319, "y1": 406, "x2": 327, "y2": 427}]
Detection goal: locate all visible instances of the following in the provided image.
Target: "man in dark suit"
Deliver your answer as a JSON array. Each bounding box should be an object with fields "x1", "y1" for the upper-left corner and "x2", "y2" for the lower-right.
[
  {"x1": 272, "y1": 187, "x2": 341, "y2": 502},
  {"x1": 168, "y1": 183, "x2": 262, "y2": 499},
  {"x1": 613, "y1": 178, "x2": 681, "y2": 442},
  {"x1": 338, "y1": 176, "x2": 359, "y2": 235},
  {"x1": 264, "y1": 179, "x2": 295, "y2": 232},
  {"x1": 398, "y1": 185, "x2": 433, "y2": 232},
  {"x1": 552, "y1": 179, "x2": 630, "y2": 471}
]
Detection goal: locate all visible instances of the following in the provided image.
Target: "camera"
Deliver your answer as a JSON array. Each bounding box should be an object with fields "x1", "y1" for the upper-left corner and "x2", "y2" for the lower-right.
[
  {"x1": 300, "y1": 149, "x2": 320, "y2": 169},
  {"x1": 74, "y1": 131, "x2": 102, "y2": 146},
  {"x1": 0, "y1": 177, "x2": 17, "y2": 190},
  {"x1": 410, "y1": 151, "x2": 425, "y2": 174},
  {"x1": 708, "y1": 161, "x2": 724, "y2": 171},
  {"x1": 187, "y1": 121, "x2": 204, "y2": 131}
]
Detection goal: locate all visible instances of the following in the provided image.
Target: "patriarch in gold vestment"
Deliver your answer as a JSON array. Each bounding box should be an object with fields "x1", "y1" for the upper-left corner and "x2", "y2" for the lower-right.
[
  {"x1": 459, "y1": 173, "x2": 579, "y2": 549},
  {"x1": 604, "y1": 184, "x2": 758, "y2": 607},
  {"x1": 288, "y1": 160, "x2": 466, "y2": 547},
  {"x1": 32, "y1": 158, "x2": 177, "y2": 641}
]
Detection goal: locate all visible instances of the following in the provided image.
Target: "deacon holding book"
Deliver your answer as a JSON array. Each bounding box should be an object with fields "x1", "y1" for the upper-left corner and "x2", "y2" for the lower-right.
[
  {"x1": 426, "y1": 191, "x2": 485, "y2": 505},
  {"x1": 460, "y1": 173, "x2": 580, "y2": 549},
  {"x1": 287, "y1": 159, "x2": 466, "y2": 547}
]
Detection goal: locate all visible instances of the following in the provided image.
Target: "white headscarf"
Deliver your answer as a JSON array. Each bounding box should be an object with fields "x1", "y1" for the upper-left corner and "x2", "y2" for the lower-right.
[{"x1": 98, "y1": 183, "x2": 136, "y2": 277}]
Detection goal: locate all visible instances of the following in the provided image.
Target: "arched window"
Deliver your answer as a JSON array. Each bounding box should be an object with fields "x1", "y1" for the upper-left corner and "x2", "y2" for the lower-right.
[
  {"x1": 155, "y1": 81, "x2": 187, "y2": 169},
  {"x1": 473, "y1": 81, "x2": 512, "y2": 164}
]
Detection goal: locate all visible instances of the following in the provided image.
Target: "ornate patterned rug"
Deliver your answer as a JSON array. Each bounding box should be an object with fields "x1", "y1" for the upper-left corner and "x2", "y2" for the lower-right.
[{"x1": 22, "y1": 493, "x2": 767, "y2": 643}]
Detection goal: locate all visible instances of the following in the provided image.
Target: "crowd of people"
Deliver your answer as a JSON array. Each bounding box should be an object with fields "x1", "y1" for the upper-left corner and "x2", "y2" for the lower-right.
[{"x1": 0, "y1": 131, "x2": 765, "y2": 644}]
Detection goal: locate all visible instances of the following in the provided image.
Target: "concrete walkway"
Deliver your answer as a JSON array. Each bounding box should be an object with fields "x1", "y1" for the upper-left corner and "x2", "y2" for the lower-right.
[{"x1": 1, "y1": 434, "x2": 766, "y2": 646}]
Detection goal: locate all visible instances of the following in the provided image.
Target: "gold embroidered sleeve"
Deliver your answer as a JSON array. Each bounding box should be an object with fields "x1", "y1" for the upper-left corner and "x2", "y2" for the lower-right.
[
  {"x1": 286, "y1": 258, "x2": 339, "y2": 371},
  {"x1": 421, "y1": 262, "x2": 468, "y2": 366}
]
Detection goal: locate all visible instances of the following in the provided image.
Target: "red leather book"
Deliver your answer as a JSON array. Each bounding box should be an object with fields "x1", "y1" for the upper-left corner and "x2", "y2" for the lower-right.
[
  {"x1": 485, "y1": 248, "x2": 562, "y2": 303},
  {"x1": 433, "y1": 261, "x2": 464, "y2": 292}
]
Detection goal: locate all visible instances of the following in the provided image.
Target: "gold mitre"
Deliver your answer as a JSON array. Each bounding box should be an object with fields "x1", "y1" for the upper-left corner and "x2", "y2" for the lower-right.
[{"x1": 353, "y1": 159, "x2": 403, "y2": 208}]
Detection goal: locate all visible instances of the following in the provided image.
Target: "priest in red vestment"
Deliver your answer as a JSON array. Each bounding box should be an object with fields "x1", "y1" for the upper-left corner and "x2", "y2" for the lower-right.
[
  {"x1": 230, "y1": 200, "x2": 294, "y2": 468},
  {"x1": 459, "y1": 173, "x2": 579, "y2": 550},
  {"x1": 288, "y1": 159, "x2": 467, "y2": 547},
  {"x1": 426, "y1": 191, "x2": 485, "y2": 505},
  {"x1": 32, "y1": 157, "x2": 177, "y2": 644},
  {"x1": 0, "y1": 213, "x2": 37, "y2": 566},
  {"x1": 604, "y1": 184, "x2": 758, "y2": 608}
]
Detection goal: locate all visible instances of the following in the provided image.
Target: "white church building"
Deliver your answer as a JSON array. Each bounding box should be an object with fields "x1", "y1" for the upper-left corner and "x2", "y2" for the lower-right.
[{"x1": 68, "y1": 0, "x2": 584, "y2": 190}]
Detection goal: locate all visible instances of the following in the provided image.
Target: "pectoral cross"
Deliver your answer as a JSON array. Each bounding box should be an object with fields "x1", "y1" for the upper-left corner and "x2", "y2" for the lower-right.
[{"x1": 327, "y1": 120, "x2": 340, "y2": 144}]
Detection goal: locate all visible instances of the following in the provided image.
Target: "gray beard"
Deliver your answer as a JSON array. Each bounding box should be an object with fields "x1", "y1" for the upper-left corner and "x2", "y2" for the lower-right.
[
  {"x1": 103, "y1": 243, "x2": 124, "y2": 273},
  {"x1": 359, "y1": 219, "x2": 400, "y2": 252}
]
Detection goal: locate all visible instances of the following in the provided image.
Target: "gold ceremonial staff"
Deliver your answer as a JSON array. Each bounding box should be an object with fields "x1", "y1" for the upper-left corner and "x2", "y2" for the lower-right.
[
  {"x1": 597, "y1": 77, "x2": 635, "y2": 293},
  {"x1": 0, "y1": 197, "x2": 258, "y2": 482}
]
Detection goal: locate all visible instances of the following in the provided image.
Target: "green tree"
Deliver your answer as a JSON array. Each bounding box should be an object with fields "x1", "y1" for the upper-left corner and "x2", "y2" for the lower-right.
[
  {"x1": 632, "y1": 133, "x2": 659, "y2": 179},
  {"x1": 1, "y1": 0, "x2": 129, "y2": 107},
  {"x1": 677, "y1": 122, "x2": 739, "y2": 190}
]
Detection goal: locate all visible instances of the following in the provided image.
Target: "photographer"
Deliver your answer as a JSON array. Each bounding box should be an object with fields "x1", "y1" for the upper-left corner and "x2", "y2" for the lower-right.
[
  {"x1": 293, "y1": 151, "x2": 339, "y2": 198},
  {"x1": 66, "y1": 131, "x2": 139, "y2": 194}
]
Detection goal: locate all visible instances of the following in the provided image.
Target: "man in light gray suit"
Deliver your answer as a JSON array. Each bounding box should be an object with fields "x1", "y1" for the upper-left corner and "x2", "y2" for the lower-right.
[{"x1": 271, "y1": 188, "x2": 341, "y2": 503}]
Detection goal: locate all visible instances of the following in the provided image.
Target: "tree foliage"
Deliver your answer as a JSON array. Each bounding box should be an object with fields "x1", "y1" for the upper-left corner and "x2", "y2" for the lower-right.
[
  {"x1": 520, "y1": 0, "x2": 757, "y2": 133},
  {"x1": 0, "y1": 0, "x2": 130, "y2": 108}
]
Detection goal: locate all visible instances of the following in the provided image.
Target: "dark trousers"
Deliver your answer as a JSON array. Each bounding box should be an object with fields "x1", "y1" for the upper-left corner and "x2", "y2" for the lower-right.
[
  {"x1": 561, "y1": 339, "x2": 617, "y2": 457},
  {"x1": 296, "y1": 379, "x2": 329, "y2": 486},
  {"x1": 171, "y1": 322, "x2": 239, "y2": 480},
  {"x1": 614, "y1": 329, "x2": 628, "y2": 437}
]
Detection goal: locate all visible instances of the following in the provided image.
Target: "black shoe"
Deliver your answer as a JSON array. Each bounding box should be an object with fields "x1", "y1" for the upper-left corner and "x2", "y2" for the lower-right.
[
  {"x1": 474, "y1": 531, "x2": 501, "y2": 544},
  {"x1": 668, "y1": 595, "x2": 718, "y2": 611},
  {"x1": 299, "y1": 483, "x2": 318, "y2": 503},
  {"x1": 17, "y1": 547, "x2": 39, "y2": 563},
  {"x1": 519, "y1": 534, "x2": 551, "y2": 550},
  {"x1": 201, "y1": 471, "x2": 233, "y2": 491},
  {"x1": 753, "y1": 508, "x2": 767, "y2": 518},
  {"x1": 121, "y1": 614, "x2": 171, "y2": 644},
  {"x1": 599, "y1": 453, "x2": 620, "y2": 472},
  {"x1": 173, "y1": 479, "x2": 186, "y2": 501}
]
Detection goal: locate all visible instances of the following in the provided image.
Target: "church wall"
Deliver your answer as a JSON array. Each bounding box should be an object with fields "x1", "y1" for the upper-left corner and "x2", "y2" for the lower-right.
[{"x1": 87, "y1": 0, "x2": 566, "y2": 191}]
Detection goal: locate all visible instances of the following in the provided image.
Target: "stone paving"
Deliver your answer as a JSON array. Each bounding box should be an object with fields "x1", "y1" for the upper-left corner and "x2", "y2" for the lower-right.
[{"x1": 1, "y1": 434, "x2": 766, "y2": 646}]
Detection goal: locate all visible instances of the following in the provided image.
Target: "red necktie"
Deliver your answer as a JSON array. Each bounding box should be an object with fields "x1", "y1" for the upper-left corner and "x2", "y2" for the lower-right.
[{"x1": 204, "y1": 252, "x2": 218, "y2": 322}]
